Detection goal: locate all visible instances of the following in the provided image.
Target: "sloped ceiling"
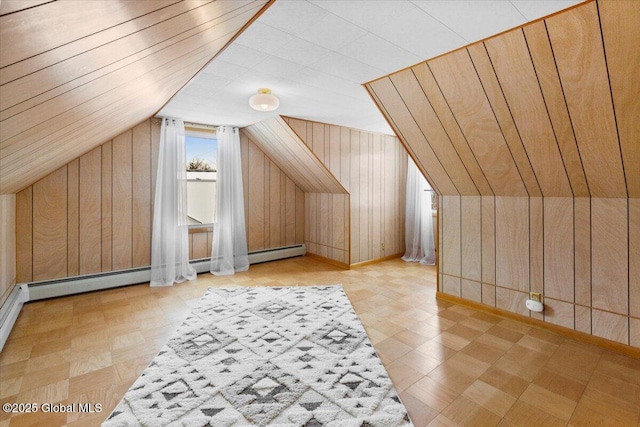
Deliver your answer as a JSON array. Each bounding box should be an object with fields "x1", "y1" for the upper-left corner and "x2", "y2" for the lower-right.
[
  {"x1": 0, "y1": 0, "x2": 272, "y2": 194},
  {"x1": 243, "y1": 116, "x2": 347, "y2": 194},
  {"x1": 367, "y1": 0, "x2": 639, "y2": 198}
]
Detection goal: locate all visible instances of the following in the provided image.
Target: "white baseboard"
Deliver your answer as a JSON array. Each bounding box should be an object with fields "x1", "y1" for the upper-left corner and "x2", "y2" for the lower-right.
[
  {"x1": 23, "y1": 244, "x2": 306, "y2": 301},
  {"x1": 1, "y1": 244, "x2": 305, "y2": 350},
  {"x1": 0, "y1": 284, "x2": 28, "y2": 351}
]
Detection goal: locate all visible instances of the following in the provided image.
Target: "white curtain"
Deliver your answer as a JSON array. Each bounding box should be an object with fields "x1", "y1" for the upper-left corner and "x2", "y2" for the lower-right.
[
  {"x1": 402, "y1": 158, "x2": 436, "y2": 265},
  {"x1": 210, "y1": 126, "x2": 249, "y2": 275},
  {"x1": 150, "y1": 118, "x2": 196, "y2": 287}
]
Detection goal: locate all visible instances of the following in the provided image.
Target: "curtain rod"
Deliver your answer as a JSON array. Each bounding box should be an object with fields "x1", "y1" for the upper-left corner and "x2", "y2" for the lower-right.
[{"x1": 184, "y1": 121, "x2": 217, "y2": 131}]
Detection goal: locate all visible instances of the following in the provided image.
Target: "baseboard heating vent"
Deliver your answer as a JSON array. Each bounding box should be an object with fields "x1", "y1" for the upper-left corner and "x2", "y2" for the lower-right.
[
  {"x1": 24, "y1": 244, "x2": 305, "y2": 302},
  {"x1": 0, "y1": 284, "x2": 28, "y2": 350}
]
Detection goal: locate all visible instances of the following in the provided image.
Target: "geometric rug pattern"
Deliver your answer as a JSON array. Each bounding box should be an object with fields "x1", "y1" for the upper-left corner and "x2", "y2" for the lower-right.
[{"x1": 103, "y1": 285, "x2": 413, "y2": 426}]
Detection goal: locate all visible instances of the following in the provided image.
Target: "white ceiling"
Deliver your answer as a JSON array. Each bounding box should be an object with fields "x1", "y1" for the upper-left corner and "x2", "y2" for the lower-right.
[{"x1": 159, "y1": 0, "x2": 583, "y2": 135}]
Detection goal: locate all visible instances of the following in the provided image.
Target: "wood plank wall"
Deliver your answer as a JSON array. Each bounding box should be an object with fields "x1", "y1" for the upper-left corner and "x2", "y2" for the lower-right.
[
  {"x1": 0, "y1": 194, "x2": 16, "y2": 306},
  {"x1": 367, "y1": 0, "x2": 637, "y2": 199},
  {"x1": 440, "y1": 196, "x2": 639, "y2": 347},
  {"x1": 285, "y1": 117, "x2": 407, "y2": 265},
  {"x1": 367, "y1": 1, "x2": 639, "y2": 348},
  {"x1": 15, "y1": 119, "x2": 305, "y2": 283},
  {"x1": 0, "y1": 0, "x2": 271, "y2": 194}
]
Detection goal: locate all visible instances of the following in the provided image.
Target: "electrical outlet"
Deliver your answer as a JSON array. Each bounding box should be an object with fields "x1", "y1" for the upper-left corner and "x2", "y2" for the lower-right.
[
  {"x1": 381, "y1": 243, "x2": 385, "y2": 251},
  {"x1": 529, "y1": 292, "x2": 542, "y2": 302}
]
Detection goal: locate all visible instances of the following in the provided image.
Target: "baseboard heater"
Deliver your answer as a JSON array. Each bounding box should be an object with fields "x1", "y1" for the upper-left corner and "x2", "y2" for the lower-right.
[{"x1": 22, "y1": 244, "x2": 306, "y2": 302}]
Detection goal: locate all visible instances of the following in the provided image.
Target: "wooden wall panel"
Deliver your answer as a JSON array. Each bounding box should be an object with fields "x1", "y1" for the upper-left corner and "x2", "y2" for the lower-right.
[
  {"x1": 79, "y1": 147, "x2": 102, "y2": 274},
  {"x1": 429, "y1": 51, "x2": 528, "y2": 196},
  {"x1": 495, "y1": 197, "x2": 529, "y2": 292},
  {"x1": 598, "y1": 0, "x2": 640, "y2": 198},
  {"x1": 523, "y1": 21, "x2": 589, "y2": 197},
  {"x1": 32, "y1": 166, "x2": 67, "y2": 281},
  {"x1": 16, "y1": 119, "x2": 304, "y2": 283},
  {"x1": 243, "y1": 117, "x2": 346, "y2": 194},
  {"x1": 67, "y1": 159, "x2": 79, "y2": 277},
  {"x1": 0, "y1": 0, "x2": 271, "y2": 194},
  {"x1": 529, "y1": 197, "x2": 544, "y2": 313},
  {"x1": 366, "y1": 1, "x2": 634, "y2": 200},
  {"x1": 544, "y1": 198, "x2": 574, "y2": 302},
  {"x1": 591, "y1": 198, "x2": 628, "y2": 315},
  {"x1": 574, "y1": 198, "x2": 592, "y2": 307},
  {"x1": 112, "y1": 130, "x2": 133, "y2": 270},
  {"x1": 247, "y1": 140, "x2": 265, "y2": 252},
  {"x1": 592, "y1": 309, "x2": 628, "y2": 345},
  {"x1": 630, "y1": 199, "x2": 640, "y2": 318},
  {"x1": 546, "y1": 2, "x2": 626, "y2": 198},
  {"x1": 466, "y1": 43, "x2": 541, "y2": 197},
  {"x1": 481, "y1": 196, "x2": 495, "y2": 286},
  {"x1": 544, "y1": 298, "x2": 574, "y2": 330},
  {"x1": 441, "y1": 196, "x2": 461, "y2": 277},
  {"x1": 283, "y1": 117, "x2": 405, "y2": 265},
  {"x1": 389, "y1": 71, "x2": 478, "y2": 195},
  {"x1": 461, "y1": 196, "x2": 481, "y2": 281},
  {"x1": 101, "y1": 141, "x2": 112, "y2": 272},
  {"x1": 132, "y1": 121, "x2": 151, "y2": 267},
  {"x1": 411, "y1": 63, "x2": 493, "y2": 195},
  {"x1": 0, "y1": 194, "x2": 16, "y2": 307},
  {"x1": 367, "y1": 77, "x2": 452, "y2": 195},
  {"x1": 15, "y1": 187, "x2": 32, "y2": 283},
  {"x1": 484, "y1": 31, "x2": 571, "y2": 197}
]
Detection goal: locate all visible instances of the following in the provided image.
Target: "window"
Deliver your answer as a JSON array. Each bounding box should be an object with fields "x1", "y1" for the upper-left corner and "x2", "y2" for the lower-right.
[{"x1": 185, "y1": 129, "x2": 217, "y2": 226}]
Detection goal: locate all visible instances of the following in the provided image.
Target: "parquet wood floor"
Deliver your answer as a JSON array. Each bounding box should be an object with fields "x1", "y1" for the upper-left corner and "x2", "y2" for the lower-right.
[{"x1": 1, "y1": 257, "x2": 639, "y2": 426}]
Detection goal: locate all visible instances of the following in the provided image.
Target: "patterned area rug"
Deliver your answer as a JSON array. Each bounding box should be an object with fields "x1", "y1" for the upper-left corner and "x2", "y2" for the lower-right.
[{"x1": 103, "y1": 285, "x2": 413, "y2": 426}]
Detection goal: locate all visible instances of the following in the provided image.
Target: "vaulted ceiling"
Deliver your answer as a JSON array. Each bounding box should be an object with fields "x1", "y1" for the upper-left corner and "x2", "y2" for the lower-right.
[
  {"x1": 0, "y1": 0, "x2": 598, "y2": 196},
  {"x1": 367, "y1": 0, "x2": 639, "y2": 198},
  {"x1": 0, "y1": 0, "x2": 271, "y2": 194}
]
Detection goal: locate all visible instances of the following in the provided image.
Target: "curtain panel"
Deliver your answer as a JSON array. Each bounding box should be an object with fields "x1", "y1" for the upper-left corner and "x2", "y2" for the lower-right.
[
  {"x1": 150, "y1": 118, "x2": 196, "y2": 286},
  {"x1": 402, "y1": 158, "x2": 436, "y2": 265},
  {"x1": 210, "y1": 126, "x2": 249, "y2": 275}
]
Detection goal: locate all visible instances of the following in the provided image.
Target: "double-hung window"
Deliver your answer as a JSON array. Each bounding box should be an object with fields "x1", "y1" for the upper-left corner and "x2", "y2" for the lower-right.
[{"x1": 185, "y1": 127, "x2": 217, "y2": 227}]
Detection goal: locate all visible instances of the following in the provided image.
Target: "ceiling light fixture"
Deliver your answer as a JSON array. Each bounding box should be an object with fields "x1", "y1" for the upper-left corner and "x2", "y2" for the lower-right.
[{"x1": 249, "y1": 88, "x2": 279, "y2": 112}]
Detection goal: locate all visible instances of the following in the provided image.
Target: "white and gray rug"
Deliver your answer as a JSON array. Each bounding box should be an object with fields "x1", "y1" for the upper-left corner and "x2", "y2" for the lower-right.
[{"x1": 103, "y1": 285, "x2": 413, "y2": 427}]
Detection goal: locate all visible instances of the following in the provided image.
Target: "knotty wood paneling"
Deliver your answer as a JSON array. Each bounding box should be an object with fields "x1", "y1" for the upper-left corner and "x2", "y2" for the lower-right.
[
  {"x1": 16, "y1": 119, "x2": 304, "y2": 283},
  {"x1": 0, "y1": 194, "x2": 16, "y2": 307},
  {"x1": 0, "y1": 0, "x2": 272, "y2": 194}
]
